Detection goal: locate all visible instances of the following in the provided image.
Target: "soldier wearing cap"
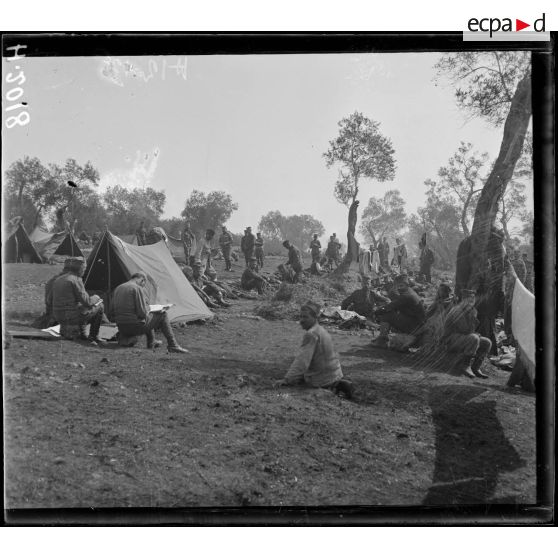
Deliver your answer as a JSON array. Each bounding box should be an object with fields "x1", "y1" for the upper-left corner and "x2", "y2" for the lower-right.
[
  {"x1": 218, "y1": 226, "x2": 234, "y2": 271},
  {"x1": 111, "y1": 272, "x2": 188, "y2": 353},
  {"x1": 310, "y1": 234, "x2": 322, "y2": 264},
  {"x1": 282, "y1": 240, "x2": 304, "y2": 283},
  {"x1": 241, "y1": 256, "x2": 268, "y2": 294},
  {"x1": 51, "y1": 257, "x2": 105, "y2": 345},
  {"x1": 441, "y1": 288, "x2": 491, "y2": 378},
  {"x1": 341, "y1": 275, "x2": 390, "y2": 320},
  {"x1": 199, "y1": 228, "x2": 215, "y2": 272},
  {"x1": 190, "y1": 260, "x2": 230, "y2": 307},
  {"x1": 240, "y1": 227, "x2": 256, "y2": 266},
  {"x1": 255, "y1": 232, "x2": 265, "y2": 268},
  {"x1": 276, "y1": 301, "x2": 354, "y2": 399},
  {"x1": 372, "y1": 274, "x2": 426, "y2": 346},
  {"x1": 182, "y1": 222, "x2": 196, "y2": 265}
]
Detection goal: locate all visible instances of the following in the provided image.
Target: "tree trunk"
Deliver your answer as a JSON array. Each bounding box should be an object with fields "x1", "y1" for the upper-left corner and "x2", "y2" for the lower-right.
[
  {"x1": 335, "y1": 200, "x2": 360, "y2": 274},
  {"x1": 466, "y1": 74, "x2": 532, "y2": 290}
]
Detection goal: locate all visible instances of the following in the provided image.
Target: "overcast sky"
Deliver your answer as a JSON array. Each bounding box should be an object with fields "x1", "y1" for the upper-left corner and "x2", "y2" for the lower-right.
[{"x1": 2, "y1": 52, "x2": 532, "y2": 241}]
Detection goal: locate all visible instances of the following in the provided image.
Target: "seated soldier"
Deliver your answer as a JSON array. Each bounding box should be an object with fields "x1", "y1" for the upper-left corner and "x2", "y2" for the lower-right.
[
  {"x1": 413, "y1": 282, "x2": 454, "y2": 349},
  {"x1": 51, "y1": 257, "x2": 105, "y2": 345},
  {"x1": 275, "y1": 301, "x2": 354, "y2": 399},
  {"x1": 241, "y1": 257, "x2": 269, "y2": 294},
  {"x1": 191, "y1": 261, "x2": 230, "y2": 307},
  {"x1": 36, "y1": 259, "x2": 73, "y2": 328},
  {"x1": 111, "y1": 272, "x2": 188, "y2": 353},
  {"x1": 441, "y1": 289, "x2": 491, "y2": 379},
  {"x1": 341, "y1": 275, "x2": 390, "y2": 320},
  {"x1": 372, "y1": 274, "x2": 426, "y2": 347},
  {"x1": 282, "y1": 240, "x2": 304, "y2": 283}
]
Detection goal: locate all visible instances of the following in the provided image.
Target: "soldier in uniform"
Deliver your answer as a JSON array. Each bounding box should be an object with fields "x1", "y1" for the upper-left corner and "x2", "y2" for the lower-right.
[
  {"x1": 241, "y1": 227, "x2": 256, "y2": 266},
  {"x1": 111, "y1": 272, "x2": 189, "y2": 353},
  {"x1": 51, "y1": 257, "x2": 105, "y2": 345},
  {"x1": 182, "y1": 222, "x2": 196, "y2": 266},
  {"x1": 310, "y1": 234, "x2": 322, "y2": 263},
  {"x1": 241, "y1": 256, "x2": 269, "y2": 294},
  {"x1": 255, "y1": 232, "x2": 265, "y2": 268},
  {"x1": 372, "y1": 274, "x2": 425, "y2": 347},
  {"x1": 136, "y1": 220, "x2": 147, "y2": 246},
  {"x1": 442, "y1": 289, "x2": 491, "y2": 379},
  {"x1": 275, "y1": 301, "x2": 354, "y2": 399},
  {"x1": 218, "y1": 226, "x2": 233, "y2": 271},
  {"x1": 282, "y1": 240, "x2": 304, "y2": 283},
  {"x1": 341, "y1": 275, "x2": 390, "y2": 320},
  {"x1": 419, "y1": 239, "x2": 435, "y2": 283}
]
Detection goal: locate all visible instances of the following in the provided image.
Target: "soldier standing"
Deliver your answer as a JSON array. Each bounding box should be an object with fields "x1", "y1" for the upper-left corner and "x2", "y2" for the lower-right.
[{"x1": 218, "y1": 226, "x2": 234, "y2": 271}]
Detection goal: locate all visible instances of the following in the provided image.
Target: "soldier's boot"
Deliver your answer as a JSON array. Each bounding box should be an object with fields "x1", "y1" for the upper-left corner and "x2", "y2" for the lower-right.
[
  {"x1": 456, "y1": 355, "x2": 476, "y2": 379},
  {"x1": 471, "y1": 354, "x2": 488, "y2": 378},
  {"x1": 79, "y1": 324, "x2": 89, "y2": 341},
  {"x1": 160, "y1": 315, "x2": 189, "y2": 354},
  {"x1": 145, "y1": 329, "x2": 162, "y2": 349},
  {"x1": 88, "y1": 311, "x2": 106, "y2": 345}
]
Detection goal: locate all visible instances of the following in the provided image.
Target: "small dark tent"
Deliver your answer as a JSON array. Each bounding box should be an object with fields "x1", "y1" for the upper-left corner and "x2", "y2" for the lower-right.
[
  {"x1": 29, "y1": 228, "x2": 84, "y2": 262},
  {"x1": 4, "y1": 221, "x2": 43, "y2": 263},
  {"x1": 84, "y1": 231, "x2": 213, "y2": 323}
]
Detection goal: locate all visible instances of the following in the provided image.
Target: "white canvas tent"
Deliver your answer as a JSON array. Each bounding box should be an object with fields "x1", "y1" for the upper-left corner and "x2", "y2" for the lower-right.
[{"x1": 84, "y1": 231, "x2": 213, "y2": 323}]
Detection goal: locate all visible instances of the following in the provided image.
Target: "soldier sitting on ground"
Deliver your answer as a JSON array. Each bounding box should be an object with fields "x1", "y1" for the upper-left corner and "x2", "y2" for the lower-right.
[
  {"x1": 371, "y1": 274, "x2": 426, "y2": 347},
  {"x1": 341, "y1": 275, "x2": 390, "y2": 320},
  {"x1": 241, "y1": 257, "x2": 269, "y2": 294},
  {"x1": 274, "y1": 301, "x2": 355, "y2": 399},
  {"x1": 441, "y1": 288, "x2": 491, "y2": 379}
]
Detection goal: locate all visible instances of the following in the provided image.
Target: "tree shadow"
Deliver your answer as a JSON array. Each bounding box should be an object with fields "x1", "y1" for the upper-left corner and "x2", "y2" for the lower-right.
[{"x1": 423, "y1": 384, "x2": 525, "y2": 505}]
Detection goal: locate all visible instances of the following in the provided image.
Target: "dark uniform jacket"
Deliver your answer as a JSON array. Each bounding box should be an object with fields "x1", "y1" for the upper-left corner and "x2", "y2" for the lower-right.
[
  {"x1": 111, "y1": 280, "x2": 149, "y2": 326},
  {"x1": 52, "y1": 273, "x2": 98, "y2": 323}
]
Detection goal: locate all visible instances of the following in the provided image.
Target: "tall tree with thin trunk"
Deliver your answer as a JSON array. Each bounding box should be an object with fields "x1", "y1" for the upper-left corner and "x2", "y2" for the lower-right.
[{"x1": 323, "y1": 111, "x2": 396, "y2": 270}]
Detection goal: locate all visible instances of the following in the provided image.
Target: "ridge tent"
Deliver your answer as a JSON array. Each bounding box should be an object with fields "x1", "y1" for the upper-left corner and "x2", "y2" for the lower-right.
[
  {"x1": 29, "y1": 228, "x2": 84, "y2": 262},
  {"x1": 118, "y1": 231, "x2": 188, "y2": 264},
  {"x1": 4, "y1": 222, "x2": 43, "y2": 263},
  {"x1": 83, "y1": 231, "x2": 213, "y2": 323}
]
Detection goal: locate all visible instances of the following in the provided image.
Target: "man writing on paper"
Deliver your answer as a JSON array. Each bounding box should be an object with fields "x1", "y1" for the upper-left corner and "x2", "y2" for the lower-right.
[
  {"x1": 110, "y1": 272, "x2": 188, "y2": 353},
  {"x1": 51, "y1": 257, "x2": 106, "y2": 345}
]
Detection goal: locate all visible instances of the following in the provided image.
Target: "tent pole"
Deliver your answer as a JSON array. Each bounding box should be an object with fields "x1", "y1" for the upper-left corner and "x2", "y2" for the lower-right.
[{"x1": 106, "y1": 232, "x2": 111, "y2": 312}]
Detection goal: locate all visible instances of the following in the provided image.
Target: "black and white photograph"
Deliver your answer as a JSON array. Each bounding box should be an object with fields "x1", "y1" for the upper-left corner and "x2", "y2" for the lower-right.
[{"x1": 1, "y1": 32, "x2": 554, "y2": 525}]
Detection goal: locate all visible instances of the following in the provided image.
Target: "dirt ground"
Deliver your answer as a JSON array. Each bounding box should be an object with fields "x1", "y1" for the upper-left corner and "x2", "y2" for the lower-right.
[{"x1": 2, "y1": 257, "x2": 537, "y2": 513}]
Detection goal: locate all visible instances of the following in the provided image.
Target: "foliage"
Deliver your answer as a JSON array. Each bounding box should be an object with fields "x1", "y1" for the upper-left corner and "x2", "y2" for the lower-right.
[
  {"x1": 410, "y1": 190, "x2": 465, "y2": 270},
  {"x1": 103, "y1": 185, "x2": 166, "y2": 234},
  {"x1": 426, "y1": 142, "x2": 489, "y2": 236},
  {"x1": 3, "y1": 156, "x2": 101, "y2": 231},
  {"x1": 359, "y1": 189, "x2": 407, "y2": 246},
  {"x1": 159, "y1": 217, "x2": 185, "y2": 239},
  {"x1": 180, "y1": 190, "x2": 238, "y2": 236},
  {"x1": 323, "y1": 111, "x2": 396, "y2": 206},
  {"x1": 258, "y1": 211, "x2": 325, "y2": 252},
  {"x1": 434, "y1": 52, "x2": 531, "y2": 126}
]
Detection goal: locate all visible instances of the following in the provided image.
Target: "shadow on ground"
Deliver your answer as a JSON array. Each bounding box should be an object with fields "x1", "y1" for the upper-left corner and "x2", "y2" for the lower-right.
[{"x1": 423, "y1": 384, "x2": 525, "y2": 505}]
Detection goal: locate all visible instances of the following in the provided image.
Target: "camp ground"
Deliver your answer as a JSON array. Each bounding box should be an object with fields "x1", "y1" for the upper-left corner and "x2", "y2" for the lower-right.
[
  {"x1": 1, "y1": 41, "x2": 550, "y2": 525},
  {"x1": 29, "y1": 227, "x2": 84, "y2": 263},
  {"x1": 84, "y1": 230, "x2": 213, "y2": 323}
]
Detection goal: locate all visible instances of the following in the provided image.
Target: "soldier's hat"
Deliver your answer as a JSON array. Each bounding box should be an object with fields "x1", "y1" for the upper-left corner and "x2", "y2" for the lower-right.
[
  {"x1": 192, "y1": 260, "x2": 203, "y2": 267},
  {"x1": 249, "y1": 256, "x2": 257, "y2": 261},
  {"x1": 64, "y1": 256, "x2": 85, "y2": 272},
  {"x1": 301, "y1": 300, "x2": 321, "y2": 318}
]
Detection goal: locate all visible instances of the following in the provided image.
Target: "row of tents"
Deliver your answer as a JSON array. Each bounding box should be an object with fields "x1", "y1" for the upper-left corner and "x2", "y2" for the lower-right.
[
  {"x1": 4, "y1": 222, "x2": 83, "y2": 264},
  {"x1": 4, "y1": 223, "x2": 212, "y2": 323}
]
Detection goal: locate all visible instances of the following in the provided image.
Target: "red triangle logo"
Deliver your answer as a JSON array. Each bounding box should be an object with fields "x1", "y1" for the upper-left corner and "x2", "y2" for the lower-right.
[{"x1": 516, "y1": 19, "x2": 530, "y2": 31}]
